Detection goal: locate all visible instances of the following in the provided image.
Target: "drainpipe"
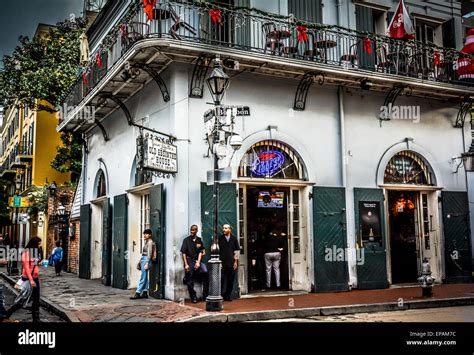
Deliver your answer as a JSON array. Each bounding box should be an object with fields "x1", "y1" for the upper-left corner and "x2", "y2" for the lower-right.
[
  {"x1": 338, "y1": 86, "x2": 346, "y2": 187},
  {"x1": 81, "y1": 134, "x2": 88, "y2": 205},
  {"x1": 336, "y1": 0, "x2": 342, "y2": 27}
]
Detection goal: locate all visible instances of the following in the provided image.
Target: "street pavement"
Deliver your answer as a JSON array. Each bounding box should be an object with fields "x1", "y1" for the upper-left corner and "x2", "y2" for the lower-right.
[
  {"x1": 0, "y1": 265, "x2": 204, "y2": 322},
  {"x1": 0, "y1": 281, "x2": 65, "y2": 323},
  {"x1": 252, "y1": 305, "x2": 474, "y2": 322},
  {"x1": 1, "y1": 263, "x2": 474, "y2": 323}
]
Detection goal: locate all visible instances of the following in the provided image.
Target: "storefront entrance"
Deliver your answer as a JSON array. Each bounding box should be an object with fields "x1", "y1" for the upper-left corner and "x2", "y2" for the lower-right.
[
  {"x1": 388, "y1": 191, "x2": 419, "y2": 283},
  {"x1": 246, "y1": 186, "x2": 290, "y2": 291}
]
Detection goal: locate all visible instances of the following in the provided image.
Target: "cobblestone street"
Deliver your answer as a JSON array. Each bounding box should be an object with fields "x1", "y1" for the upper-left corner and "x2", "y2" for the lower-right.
[{"x1": 0, "y1": 265, "x2": 204, "y2": 322}]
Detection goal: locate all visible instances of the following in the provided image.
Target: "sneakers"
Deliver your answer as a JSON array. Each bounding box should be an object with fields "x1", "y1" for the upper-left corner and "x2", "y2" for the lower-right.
[
  {"x1": 130, "y1": 293, "x2": 141, "y2": 300},
  {"x1": 191, "y1": 298, "x2": 198, "y2": 303},
  {"x1": 141, "y1": 291, "x2": 149, "y2": 299}
]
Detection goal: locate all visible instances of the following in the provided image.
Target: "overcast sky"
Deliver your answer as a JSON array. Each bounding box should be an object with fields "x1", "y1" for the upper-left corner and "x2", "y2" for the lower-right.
[{"x1": 0, "y1": 0, "x2": 84, "y2": 67}]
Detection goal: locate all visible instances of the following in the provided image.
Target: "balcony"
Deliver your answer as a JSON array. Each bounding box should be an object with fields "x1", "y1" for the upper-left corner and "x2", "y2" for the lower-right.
[
  {"x1": 17, "y1": 143, "x2": 33, "y2": 162},
  {"x1": 0, "y1": 161, "x2": 15, "y2": 179},
  {"x1": 59, "y1": 0, "x2": 474, "y2": 132}
]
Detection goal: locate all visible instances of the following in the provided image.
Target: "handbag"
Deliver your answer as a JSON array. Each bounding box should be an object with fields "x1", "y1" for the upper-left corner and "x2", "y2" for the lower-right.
[{"x1": 137, "y1": 261, "x2": 141, "y2": 271}]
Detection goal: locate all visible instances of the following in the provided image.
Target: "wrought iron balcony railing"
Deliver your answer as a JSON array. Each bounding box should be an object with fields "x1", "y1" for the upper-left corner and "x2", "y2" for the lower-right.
[{"x1": 61, "y1": 0, "x2": 474, "y2": 120}]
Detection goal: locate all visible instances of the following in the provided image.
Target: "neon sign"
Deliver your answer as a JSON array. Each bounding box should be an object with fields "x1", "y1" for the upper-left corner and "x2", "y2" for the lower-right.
[{"x1": 251, "y1": 150, "x2": 285, "y2": 177}]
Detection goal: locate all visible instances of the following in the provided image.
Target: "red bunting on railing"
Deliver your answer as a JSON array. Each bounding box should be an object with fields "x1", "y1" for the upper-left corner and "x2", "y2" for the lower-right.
[
  {"x1": 143, "y1": 0, "x2": 156, "y2": 21},
  {"x1": 83, "y1": 71, "x2": 88, "y2": 85},
  {"x1": 210, "y1": 9, "x2": 222, "y2": 26},
  {"x1": 297, "y1": 26, "x2": 308, "y2": 43},
  {"x1": 433, "y1": 51, "x2": 441, "y2": 66},
  {"x1": 96, "y1": 52, "x2": 102, "y2": 68},
  {"x1": 363, "y1": 38, "x2": 372, "y2": 55}
]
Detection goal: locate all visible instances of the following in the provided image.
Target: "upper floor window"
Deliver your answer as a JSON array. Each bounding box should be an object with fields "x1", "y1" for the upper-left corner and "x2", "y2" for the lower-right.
[
  {"x1": 95, "y1": 169, "x2": 107, "y2": 198},
  {"x1": 356, "y1": 4, "x2": 386, "y2": 35},
  {"x1": 288, "y1": 0, "x2": 322, "y2": 23}
]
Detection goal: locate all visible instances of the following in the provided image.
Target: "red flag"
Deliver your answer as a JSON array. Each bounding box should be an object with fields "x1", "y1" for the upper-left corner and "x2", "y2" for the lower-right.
[
  {"x1": 363, "y1": 38, "x2": 372, "y2": 55},
  {"x1": 143, "y1": 0, "x2": 156, "y2": 21},
  {"x1": 387, "y1": 0, "x2": 415, "y2": 40},
  {"x1": 96, "y1": 52, "x2": 102, "y2": 68},
  {"x1": 297, "y1": 26, "x2": 308, "y2": 43},
  {"x1": 210, "y1": 9, "x2": 222, "y2": 26},
  {"x1": 433, "y1": 51, "x2": 440, "y2": 66},
  {"x1": 83, "y1": 71, "x2": 88, "y2": 85}
]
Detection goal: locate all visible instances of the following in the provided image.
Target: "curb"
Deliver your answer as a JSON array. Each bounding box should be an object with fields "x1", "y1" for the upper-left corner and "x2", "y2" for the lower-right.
[
  {"x1": 184, "y1": 297, "x2": 474, "y2": 322},
  {"x1": 0, "y1": 272, "x2": 80, "y2": 323}
]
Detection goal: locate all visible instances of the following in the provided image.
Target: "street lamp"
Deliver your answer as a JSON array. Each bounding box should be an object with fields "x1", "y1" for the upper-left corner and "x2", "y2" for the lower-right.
[
  {"x1": 206, "y1": 56, "x2": 230, "y2": 106},
  {"x1": 462, "y1": 152, "x2": 474, "y2": 172},
  {"x1": 205, "y1": 56, "x2": 231, "y2": 312}
]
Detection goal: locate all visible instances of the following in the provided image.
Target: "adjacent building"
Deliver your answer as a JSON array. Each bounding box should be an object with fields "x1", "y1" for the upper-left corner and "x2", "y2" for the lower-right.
[{"x1": 61, "y1": 0, "x2": 473, "y2": 300}]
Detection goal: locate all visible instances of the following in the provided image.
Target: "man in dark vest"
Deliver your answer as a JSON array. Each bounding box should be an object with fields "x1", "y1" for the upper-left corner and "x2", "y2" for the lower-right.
[
  {"x1": 180, "y1": 225, "x2": 209, "y2": 303},
  {"x1": 218, "y1": 224, "x2": 240, "y2": 301}
]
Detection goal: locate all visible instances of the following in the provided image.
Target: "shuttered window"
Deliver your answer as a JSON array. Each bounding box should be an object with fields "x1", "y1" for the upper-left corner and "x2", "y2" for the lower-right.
[{"x1": 288, "y1": 0, "x2": 322, "y2": 23}]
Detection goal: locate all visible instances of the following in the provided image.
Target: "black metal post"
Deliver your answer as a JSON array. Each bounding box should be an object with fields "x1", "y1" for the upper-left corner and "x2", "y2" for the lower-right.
[{"x1": 206, "y1": 125, "x2": 223, "y2": 312}]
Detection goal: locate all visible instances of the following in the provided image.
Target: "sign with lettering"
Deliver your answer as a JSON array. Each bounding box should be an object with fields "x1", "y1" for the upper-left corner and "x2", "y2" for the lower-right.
[
  {"x1": 215, "y1": 106, "x2": 251, "y2": 117},
  {"x1": 251, "y1": 150, "x2": 285, "y2": 177},
  {"x1": 9, "y1": 196, "x2": 29, "y2": 208},
  {"x1": 359, "y1": 201, "x2": 381, "y2": 243},
  {"x1": 143, "y1": 136, "x2": 178, "y2": 174}
]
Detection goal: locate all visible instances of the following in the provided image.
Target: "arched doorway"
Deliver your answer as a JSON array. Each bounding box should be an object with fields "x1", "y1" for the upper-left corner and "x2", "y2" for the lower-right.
[
  {"x1": 382, "y1": 150, "x2": 438, "y2": 284},
  {"x1": 237, "y1": 140, "x2": 310, "y2": 294}
]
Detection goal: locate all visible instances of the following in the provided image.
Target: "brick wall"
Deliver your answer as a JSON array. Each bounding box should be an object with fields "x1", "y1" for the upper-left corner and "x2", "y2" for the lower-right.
[
  {"x1": 68, "y1": 220, "x2": 80, "y2": 274},
  {"x1": 46, "y1": 187, "x2": 76, "y2": 272}
]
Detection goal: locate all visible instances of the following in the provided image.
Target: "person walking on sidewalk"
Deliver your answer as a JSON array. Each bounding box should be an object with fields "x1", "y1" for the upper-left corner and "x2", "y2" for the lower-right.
[
  {"x1": 5, "y1": 236, "x2": 43, "y2": 322},
  {"x1": 263, "y1": 232, "x2": 285, "y2": 289},
  {"x1": 131, "y1": 229, "x2": 155, "y2": 300},
  {"x1": 180, "y1": 225, "x2": 209, "y2": 303},
  {"x1": 218, "y1": 224, "x2": 240, "y2": 301},
  {"x1": 50, "y1": 241, "x2": 63, "y2": 276}
]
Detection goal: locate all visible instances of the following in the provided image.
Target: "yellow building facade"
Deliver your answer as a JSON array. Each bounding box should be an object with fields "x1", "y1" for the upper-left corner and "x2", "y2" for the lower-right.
[{"x1": 0, "y1": 101, "x2": 69, "y2": 250}]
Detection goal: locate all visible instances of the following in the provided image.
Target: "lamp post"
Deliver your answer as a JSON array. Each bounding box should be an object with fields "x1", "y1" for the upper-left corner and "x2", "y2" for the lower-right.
[{"x1": 205, "y1": 56, "x2": 231, "y2": 312}]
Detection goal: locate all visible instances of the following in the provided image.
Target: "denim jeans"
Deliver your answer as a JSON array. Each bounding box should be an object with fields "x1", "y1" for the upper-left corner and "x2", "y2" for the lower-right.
[{"x1": 136, "y1": 256, "x2": 149, "y2": 294}]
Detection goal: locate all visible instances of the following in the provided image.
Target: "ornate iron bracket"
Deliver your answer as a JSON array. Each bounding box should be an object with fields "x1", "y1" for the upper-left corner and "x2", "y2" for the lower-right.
[
  {"x1": 379, "y1": 85, "x2": 411, "y2": 121},
  {"x1": 294, "y1": 72, "x2": 324, "y2": 111},
  {"x1": 94, "y1": 119, "x2": 109, "y2": 141},
  {"x1": 134, "y1": 63, "x2": 170, "y2": 102},
  {"x1": 454, "y1": 98, "x2": 472, "y2": 128},
  {"x1": 189, "y1": 55, "x2": 211, "y2": 98},
  {"x1": 98, "y1": 93, "x2": 133, "y2": 126}
]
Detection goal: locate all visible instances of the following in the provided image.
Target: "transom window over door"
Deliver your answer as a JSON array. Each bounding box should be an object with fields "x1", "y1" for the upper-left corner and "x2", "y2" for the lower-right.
[
  {"x1": 384, "y1": 150, "x2": 435, "y2": 186},
  {"x1": 238, "y1": 140, "x2": 307, "y2": 180}
]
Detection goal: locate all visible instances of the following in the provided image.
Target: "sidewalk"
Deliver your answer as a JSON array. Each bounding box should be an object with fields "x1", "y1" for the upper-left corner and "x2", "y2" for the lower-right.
[
  {"x1": 0, "y1": 266, "x2": 204, "y2": 322},
  {"x1": 185, "y1": 283, "x2": 474, "y2": 322},
  {"x1": 2, "y1": 265, "x2": 473, "y2": 322}
]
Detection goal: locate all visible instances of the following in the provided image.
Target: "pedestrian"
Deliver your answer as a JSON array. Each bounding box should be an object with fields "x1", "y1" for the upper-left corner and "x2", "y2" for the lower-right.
[
  {"x1": 50, "y1": 241, "x2": 63, "y2": 276},
  {"x1": 263, "y1": 232, "x2": 285, "y2": 289},
  {"x1": 130, "y1": 229, "x2": 155, "y2": 299},
  {"x1": 180, "y1": 225, "x2": 209, "y2": 303},
  {"x1": 218, "y1": 224, "x2": 240, "y2": 301},
  {"x1": 5, "y1": 236, "x2": 43, "y2": 322}
]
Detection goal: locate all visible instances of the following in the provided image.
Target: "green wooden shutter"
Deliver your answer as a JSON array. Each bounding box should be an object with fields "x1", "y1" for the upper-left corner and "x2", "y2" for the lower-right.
[
  {"x1": 355, "y1": 5, "x2": 375, "y2": 70},
  {"x1": 101, "y1": 198, "x2": 112, "y2": 286},
  {"x1": 112, "y1": 194, "x2": 128, "y2": 289},
  {"x1": 313, "y1": 186, "x2": 349, "y2": 292},
  {"x1": 442, "y1": 18, "x2": 456, "y2": 49},
  {"x1": 354, "y1": 188, "x2": 389, "y2": 289},
  {"x1": 149, "y1": 184, "x2": 165, "y2": 299},
  {"x1": 288, "y1": 0, "x2": 322, "y2": 23},
  {"x1": 79, "y1": 204, "x2": 91, "y2": 279},
  {"x1": 442, "y1": 191, "x2": 472, "y2": 283},
  {"x1": 201, "y1": 182, "x2": 238, "y2": 297}
]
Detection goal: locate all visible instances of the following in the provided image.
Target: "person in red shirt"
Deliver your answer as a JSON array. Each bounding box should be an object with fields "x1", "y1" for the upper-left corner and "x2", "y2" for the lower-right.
[{"x1": 6, "y1": 236, "x2": 43, "y2": 322}]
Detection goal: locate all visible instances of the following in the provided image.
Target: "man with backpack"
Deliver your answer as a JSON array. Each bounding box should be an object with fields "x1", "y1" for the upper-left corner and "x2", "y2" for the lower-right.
[
  {"x1": 131, "y1": 229, "x2": 156, "y2": 300},
  {"x1": 50, "y1": 241, "x2": 63, "y2": 276}
]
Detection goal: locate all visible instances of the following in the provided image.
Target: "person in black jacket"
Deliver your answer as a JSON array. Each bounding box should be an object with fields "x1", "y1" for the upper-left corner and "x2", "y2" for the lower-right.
[
  {"x1": 218, "y1": 224, "x2": 240, "y2": 301},
  {"x1": 180, "y1": 225, "x2": 209, "y2": 303}
]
